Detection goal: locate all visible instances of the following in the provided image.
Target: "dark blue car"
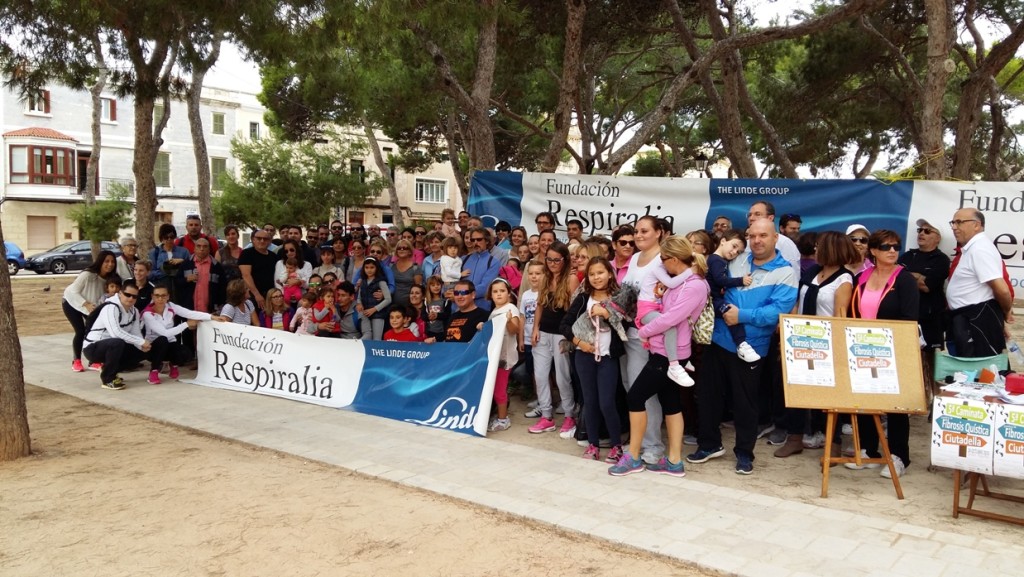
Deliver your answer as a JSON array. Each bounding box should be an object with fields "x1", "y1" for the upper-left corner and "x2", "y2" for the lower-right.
[{"x1": 23, "y1": 240, "x2": 121, "y2": 275}]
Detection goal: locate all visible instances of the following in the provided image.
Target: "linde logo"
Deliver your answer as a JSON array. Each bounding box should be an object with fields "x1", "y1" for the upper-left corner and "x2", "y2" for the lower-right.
[{"x1": 405, "y1": 396, "x2": 477, "y2": 430}]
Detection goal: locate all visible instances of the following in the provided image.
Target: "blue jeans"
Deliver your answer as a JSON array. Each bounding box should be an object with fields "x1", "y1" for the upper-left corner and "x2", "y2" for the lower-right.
[{"x1": 575, "y1": 353, "x2": 621, "y2": 448}]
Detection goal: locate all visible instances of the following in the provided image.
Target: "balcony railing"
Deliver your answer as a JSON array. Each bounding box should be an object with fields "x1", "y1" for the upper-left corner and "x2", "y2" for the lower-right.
[{"x1": 77, "y1": 176, "x2": 135, "y2": 199}]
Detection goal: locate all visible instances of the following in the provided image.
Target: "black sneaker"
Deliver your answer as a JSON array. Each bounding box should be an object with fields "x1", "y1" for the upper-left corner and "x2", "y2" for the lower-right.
[
  {"x1": 736, "y1": 454, "x2": 754, "y2": 475},
  {"x1": 101, "y1": 377, "x2": 125, "y2": 390},
  {"x1": 686, "y1": 446, "x2": 726, "y2": 464}
]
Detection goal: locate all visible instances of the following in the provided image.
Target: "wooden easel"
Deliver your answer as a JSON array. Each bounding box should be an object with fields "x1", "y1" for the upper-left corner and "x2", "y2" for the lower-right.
[{"x1": 820, "y1": 409, "x2": 904, "y2": 499}]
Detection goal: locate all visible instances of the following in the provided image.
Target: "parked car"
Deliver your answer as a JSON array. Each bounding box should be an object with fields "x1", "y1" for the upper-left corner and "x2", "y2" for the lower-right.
[
  {"x1": 24, "y1": 241, "x2": 122, "y2": 275},
  {"x1": 4, "y1": 241, "x2": 26, "y2": 276}
]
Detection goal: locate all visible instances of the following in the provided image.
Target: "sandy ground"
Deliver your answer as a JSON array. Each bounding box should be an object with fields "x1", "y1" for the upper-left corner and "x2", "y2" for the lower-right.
[
  {"x1": 5, "y1": 275, "x2": 1024, "y2": 576},
  {"x1": 3, "y1": 275, "x2": 707, "y2": 577}
]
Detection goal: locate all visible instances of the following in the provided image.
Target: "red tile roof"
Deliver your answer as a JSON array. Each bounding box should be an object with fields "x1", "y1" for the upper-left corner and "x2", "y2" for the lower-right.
[{"x1": 3, "y1": 127, "x2": 78, "y2": 142}]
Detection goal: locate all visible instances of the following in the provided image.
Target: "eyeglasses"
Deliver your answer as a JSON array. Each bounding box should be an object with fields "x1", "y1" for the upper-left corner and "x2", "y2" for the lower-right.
[
  {"x1": 452, "y1": 289, "x2": 473, "y2": 296},
  {"x1": 309, "y1": 282, "x2": 321, "y2": 287},
  {"x1": 331, "y1": 226, "x2": 343, "y2": 231},
  {"x1": 272, "y1": 295, "x2": 284, "y2": 299},
  {"x1": 471, "y1": 237, "x2": 485, "y2": 243},
  {"x1": 121, "y1": 292, "x2": 139, "y2": 299},
  {"x1": 877, "y1": 243, "x2": 900, "y2": 252},
  {"x1": 161, "y1": 234, "x2": 175, "y2": 240},
  {"x1": 369, "y1": 251, "x2": 383, "y2": 256},
  {"x1": 386, "y1": 232, "x2": 397, "y2": 237},
  {"x1": 949, "y1": 219, "x2": 978, "y2": 228},
  {"x1": 849, "y1": 237, "x2": 868, "y2": 244},
  {"x1": 916, "y1": 228, "x2": 936, "y2": 235},
  {"x1": 660, "y1": 255, "x2": 676, "y2": 262},
  {"x1": 617, "y1": 240, "x2": 636, "y2": 248},
  {"x1": 397, "y1": 247, "x2": 410, "y2": 252},
  {"x1": 545, "y1": 257, "x2": 563, "y2": 262}
]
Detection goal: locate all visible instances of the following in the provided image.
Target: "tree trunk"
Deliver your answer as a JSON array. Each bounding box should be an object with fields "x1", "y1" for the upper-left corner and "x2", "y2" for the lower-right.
[
  {"x1": 921, "y1": 0, "x2": 953, "y2": 180},
  {"x1": 186, "y1": 34, "x2": 223, "y2": 236},
  {"x1": 0, "y1": 220, "x2": 30, "y2": 461},
  {"x1": 443, "y1": 111, "x2": 470, "y2": 208},
  {"x1": 127, "y1": 37, "x2": 175, "y2": 254},
  {"x1": 363, "y1": 116, "x2": 404, "y2": 229},
  {"x1": 539, "y1": 0, "x2": 586, "y2": 173},
  {"x1": 87, "y1": 34, "x2": 107, "y2": 259}
]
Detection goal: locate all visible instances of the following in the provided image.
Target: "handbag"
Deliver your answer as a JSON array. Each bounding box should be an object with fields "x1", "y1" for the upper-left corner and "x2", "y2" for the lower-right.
[{"x1": 689, "y1": 293, "x2": 714, "y2": 345}]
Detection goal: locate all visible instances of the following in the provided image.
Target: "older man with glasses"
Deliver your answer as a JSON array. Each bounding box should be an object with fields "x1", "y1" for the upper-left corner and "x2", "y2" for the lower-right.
[
  {"x1": 947, "y1": 209, "x2": 1014, "y2": 358},
  {"x1": 238, "y1": 230, "x2": 281, "y2": 309},
  {"x1": 462, "y1": 226, "x2": 501, "y2": 311}
]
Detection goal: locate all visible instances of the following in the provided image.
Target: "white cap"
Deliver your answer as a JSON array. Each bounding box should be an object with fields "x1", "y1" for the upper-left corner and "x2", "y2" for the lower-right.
[{"x1": 845, "y1": 224, "x2": 869, "y2": 237}]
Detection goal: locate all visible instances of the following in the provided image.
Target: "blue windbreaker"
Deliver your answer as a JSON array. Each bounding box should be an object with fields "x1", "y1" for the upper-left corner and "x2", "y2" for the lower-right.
[{"x1": 712, "y1": 249, "x2": 798, "y2": 356}]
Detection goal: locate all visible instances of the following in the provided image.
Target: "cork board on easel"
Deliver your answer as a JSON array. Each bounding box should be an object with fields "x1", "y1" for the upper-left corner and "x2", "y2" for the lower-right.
[{"x1": 780, "y1": 314, "x2": 927, "y2": 414}]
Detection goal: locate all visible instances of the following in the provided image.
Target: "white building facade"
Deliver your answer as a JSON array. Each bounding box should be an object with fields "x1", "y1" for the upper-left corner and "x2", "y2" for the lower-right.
[{"x1": 1, "y1": 82, "x2": 462, "y2": 255}]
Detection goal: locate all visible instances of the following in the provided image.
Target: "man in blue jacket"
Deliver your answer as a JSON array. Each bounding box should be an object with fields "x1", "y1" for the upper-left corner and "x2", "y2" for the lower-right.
[
  {"x1": 462, "y1": 226, "x2": 500, "y2": 311},
  {"x1": 687, "y1": 219, "x2": 798, "y2": 475}
]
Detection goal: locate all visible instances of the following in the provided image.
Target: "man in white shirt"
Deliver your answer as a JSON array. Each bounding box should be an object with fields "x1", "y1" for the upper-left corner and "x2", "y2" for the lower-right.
[
  {"x1": 83, "y1": 280, "x2": 164, "y2": 390},
  {"x1": 947, "y1": 208, "x2": 1013, "y2": 357}
]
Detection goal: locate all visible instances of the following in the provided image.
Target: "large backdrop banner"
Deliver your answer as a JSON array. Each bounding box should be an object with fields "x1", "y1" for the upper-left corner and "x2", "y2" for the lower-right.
[
  {"x1": 191, "y1": 319, "x2": 505, "y2": 436},
  {"x1": 468, "y1": 172, "x2": 1024, "y2": 289}
]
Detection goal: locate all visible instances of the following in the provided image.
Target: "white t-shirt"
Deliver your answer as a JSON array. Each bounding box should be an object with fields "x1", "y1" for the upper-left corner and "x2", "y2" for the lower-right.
[
  {"x1": 797, "y1": 271, "x2": 852, "y2": 316},
  {"x1": 521, "y1": 289, "x2": 538, "y2": 338},
  {"x1": 947, "y1": 232, "x2": 1002, "y2": 309},
  {"x1": 587, "y1": 296, "x2": 613, "y2": 355},
  {"x1": 622, "y1": 252, "x2": 665, "y2": 301}
]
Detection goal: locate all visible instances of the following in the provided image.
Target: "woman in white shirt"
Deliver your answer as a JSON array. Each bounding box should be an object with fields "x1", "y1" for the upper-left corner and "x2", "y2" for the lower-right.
[{"x1": 141, "y1": 283, "x2": 226, "y2": 383}]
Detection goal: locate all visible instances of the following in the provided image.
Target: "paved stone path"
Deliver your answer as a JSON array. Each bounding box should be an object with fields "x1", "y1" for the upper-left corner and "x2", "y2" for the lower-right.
[{"x1": 22, "y1": 334, "x2": 1023, "y2": 577}]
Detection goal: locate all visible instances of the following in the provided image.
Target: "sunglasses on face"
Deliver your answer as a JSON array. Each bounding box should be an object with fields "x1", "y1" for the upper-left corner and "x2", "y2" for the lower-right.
[
  {"x1": 545, "y1": 257, "x2": 563, "y2": 262},
  {"x1": 917, "y1": 228, "x2": 935, "y2": 235},
  {"x1": 877, "y1": 243, "x2": 900, "y2": 252},
  {"x1": 452, "y1": 289, "x2": 473, "y2": 296},
  {"x1": 849, "y1": 237, "x2": 868, "y2": 244},
  {"x1": 617, "y1": 240, "x2": 636, "y2": 248},
  {"x1": 121, "y1": 291, "x2": 139, "y2": 299}
]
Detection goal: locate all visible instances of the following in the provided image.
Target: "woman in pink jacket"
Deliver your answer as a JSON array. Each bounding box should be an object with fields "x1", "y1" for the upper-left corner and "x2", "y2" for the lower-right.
[{"x1": 608, "y1": 236, "x2": 709, "y2": 477}]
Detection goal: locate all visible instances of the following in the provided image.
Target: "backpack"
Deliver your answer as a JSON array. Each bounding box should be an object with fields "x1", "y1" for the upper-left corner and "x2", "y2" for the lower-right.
[{"x1": 84, "y1": 301, "x2": 117, "y2": 334}]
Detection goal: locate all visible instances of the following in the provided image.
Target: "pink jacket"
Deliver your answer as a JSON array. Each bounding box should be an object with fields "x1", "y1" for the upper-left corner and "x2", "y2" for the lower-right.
[{"x1": 637, "y1": 269, "x2": 709, "y2": 360}]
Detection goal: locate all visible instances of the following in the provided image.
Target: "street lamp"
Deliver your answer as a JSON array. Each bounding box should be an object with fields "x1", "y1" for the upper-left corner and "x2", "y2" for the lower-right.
[{"x1": 694, "y1": 152, "x2": 709, "y2": 177}]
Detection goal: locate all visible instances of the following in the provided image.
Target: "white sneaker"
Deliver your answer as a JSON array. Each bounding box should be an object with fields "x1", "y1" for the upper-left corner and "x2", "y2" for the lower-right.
[
  {"x1": 736, "y1": 342, "x2": 761, "y2": 363},
  {"x1": 667, "y1": 364, "x2": 695, "y2": 387},
  {"x1": 488, "y1": 417, "x2": 511, "y2": 432},
  {"x1": 524, "y1": 408, "x2": 542, "y2": 418},
  {"x1": 844, "y1": 449, "x2": 882, "y2": 470},
  {"x1": 802, "y1": 431, "x2": 826, "y2": 449},
  {"x1": 880, "y1": 455, "x2": 906, "y2": 478}
]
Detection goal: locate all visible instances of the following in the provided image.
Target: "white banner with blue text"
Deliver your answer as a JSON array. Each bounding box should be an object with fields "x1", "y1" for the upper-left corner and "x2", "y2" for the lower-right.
[{"x1": 191, "y1": 319, "x2": 504, "y2": 436}]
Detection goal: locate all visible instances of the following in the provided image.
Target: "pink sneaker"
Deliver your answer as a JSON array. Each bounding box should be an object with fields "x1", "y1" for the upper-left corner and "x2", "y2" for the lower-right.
[
  {"x1": 88, "y1": 362, "x2": 103, "y2": 372},
  {"x1": 605, "y1": 445, "x2": 624, "y2": 464},
  {"x1": 148, "y1": 370, "x2": 162, "y2": 385},
  {"x1": 582, "y1": 444, "x2": 599, "y2": 460},
  {"x1": 169, "y1": 366, "x2": 180, "y2": 380},
  {"x1": 528, "y1": 417, "x2": 556, "y2": 434},
  {"x1": 72, "y1": 359, "x2": 85, "y2": 372}
]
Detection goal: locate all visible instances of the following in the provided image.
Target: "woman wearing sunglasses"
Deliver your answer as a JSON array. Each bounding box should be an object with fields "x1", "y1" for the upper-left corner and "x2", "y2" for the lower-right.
[
  {"x1": 845, "y1": 223, "x2": 872, "y2": 275},
  {"x1": 846, "y1": 229, "x2": 919, "y2": 479},
  {"x1": 611, "y1": 225, "x2": 636, "y2": 284}
]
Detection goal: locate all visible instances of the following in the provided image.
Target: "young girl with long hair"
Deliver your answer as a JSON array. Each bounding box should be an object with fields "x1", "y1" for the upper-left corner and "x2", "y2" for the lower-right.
[
  {"x1": 355, "y1": 257, "x2": 392, "y2": 340},
  {"x1": 562, "y1": 257, "x2": 626, "y2": 462},
  {"x1": 528, "y1": 242, "x2": 580, "y2": 437}
]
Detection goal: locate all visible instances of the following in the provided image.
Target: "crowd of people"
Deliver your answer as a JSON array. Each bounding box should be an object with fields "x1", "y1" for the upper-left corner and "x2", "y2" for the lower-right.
[{"x1": 60, "y1": 202, "x2": 1015, "y2": 480}]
